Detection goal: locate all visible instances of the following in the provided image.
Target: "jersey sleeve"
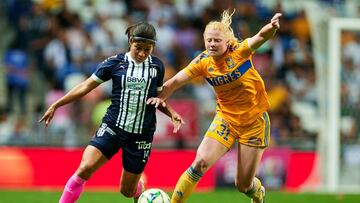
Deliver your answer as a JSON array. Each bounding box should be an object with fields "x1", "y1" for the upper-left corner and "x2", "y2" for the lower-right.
[
  {"x1": 233, "y1": 38, "x2": 254, "y2": 59},
  {"x1": 91, "y1": 55, "x2": 119, "y2": 83},
  {"x1": 183, "y1": 53, "x2": 205, "y2": 78}
]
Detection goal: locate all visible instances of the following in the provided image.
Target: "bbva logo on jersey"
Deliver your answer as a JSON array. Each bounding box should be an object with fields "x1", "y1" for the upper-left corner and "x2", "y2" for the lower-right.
[
  {"x1": 127, "y1": 76, "x2": 146, "y2": 83},
  {"x1": 126, "y1": 67, "x2": 157, "y2": 83}
]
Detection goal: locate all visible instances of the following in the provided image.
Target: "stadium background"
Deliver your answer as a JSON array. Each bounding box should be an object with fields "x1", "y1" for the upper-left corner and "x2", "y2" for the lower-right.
[{"x1": 0, "y1": 0, "x2": 360, "y2": 202}]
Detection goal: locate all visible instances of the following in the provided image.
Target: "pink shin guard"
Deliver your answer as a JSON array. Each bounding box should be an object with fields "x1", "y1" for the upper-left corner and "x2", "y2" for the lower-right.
[
  {"x1": 59, "y1": 174, "x2": 86, "y2": 203},
  {"x1": 134, "y1": 179, "x2": 144, "y2": 198}
]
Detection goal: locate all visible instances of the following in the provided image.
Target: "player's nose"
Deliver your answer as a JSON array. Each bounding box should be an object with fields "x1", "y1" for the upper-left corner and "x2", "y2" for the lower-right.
[{"x1": 138, "y1": 50, "x2": 147, "y2": 58}]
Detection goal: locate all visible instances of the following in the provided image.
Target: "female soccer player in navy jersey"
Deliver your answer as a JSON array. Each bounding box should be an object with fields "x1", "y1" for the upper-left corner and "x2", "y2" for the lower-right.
[{"x1": 39, "y1": 22, "x2": 184, "y2": 203}]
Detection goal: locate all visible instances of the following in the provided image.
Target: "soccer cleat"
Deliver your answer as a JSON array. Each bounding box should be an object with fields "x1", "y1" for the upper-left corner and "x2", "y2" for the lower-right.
[
  {"x1": 251, "y1": 186, "x2": 265, "y2": 203},
  {"x1": 133, "y1": 178, "x2": 145, "y2": 203}
]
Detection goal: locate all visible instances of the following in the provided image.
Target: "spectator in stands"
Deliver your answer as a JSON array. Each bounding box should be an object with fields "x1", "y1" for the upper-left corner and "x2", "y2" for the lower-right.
[{"x1": 4, "y1": 39, "x2": 31, "y2": 115}]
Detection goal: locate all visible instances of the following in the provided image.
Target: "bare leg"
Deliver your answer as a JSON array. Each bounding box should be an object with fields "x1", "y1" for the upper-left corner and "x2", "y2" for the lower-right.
[
  {"x1": 76, "y1": 145, "x2": 108, "y2": 179},
  {"x1": 193, "y1": 136, "x2": 229, "y2": 173},
  {"x1": 119, "y1": 169, "x2": 144, "y2": 202},
  {"x1": 235, "y1": 143, "x2": 265, "y2": 203},
  {"x1": 171, "y1": 137, "x2": 228, "y2": 203},
  {"x1": 59, "y1": 145, "x2": 108, "y2": 203}
]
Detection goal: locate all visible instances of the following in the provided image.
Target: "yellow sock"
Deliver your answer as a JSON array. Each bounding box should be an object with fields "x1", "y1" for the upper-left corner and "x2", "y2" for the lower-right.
[
  {"x1": 171, "y1": 167, "x2": 202, "y2": 203},
  {"x1": 245, "y1": 177, "x2": 263, "y2": 202}
]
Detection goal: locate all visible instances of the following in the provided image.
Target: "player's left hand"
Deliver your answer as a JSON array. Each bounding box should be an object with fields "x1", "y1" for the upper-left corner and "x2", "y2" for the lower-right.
[
  {"x1": 271, "y1": 13, "x2": 282, "y2": 29},
  {"x1": 171, "y1": 113, "x2": 185, "y2": 133},
  {"x1": 146, "y1": 97, "x2": 166, "y2": 108}
]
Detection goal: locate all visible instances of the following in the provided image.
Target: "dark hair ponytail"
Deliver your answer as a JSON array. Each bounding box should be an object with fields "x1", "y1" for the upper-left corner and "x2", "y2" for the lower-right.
[{"x1": 125, "y1": 22, "x2": 157, "y2": 44}]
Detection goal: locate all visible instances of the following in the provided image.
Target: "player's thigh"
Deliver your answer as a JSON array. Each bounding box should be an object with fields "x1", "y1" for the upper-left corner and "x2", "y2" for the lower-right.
[
  {"x1": 235, "y1": 113, "x2": 269, "y2": 183},
  {"x1": 205, "y1": 113, "x2": 237, "y2": 149},
  {"x1": 193, "y1": 136, "x2": 228, "y2": 173},
  {"x1": 120, "y1": 169, "x2": 142, "y2": 192},
  {"x1": 76, "y1": 145, "x2": 108, "y2": 177},
  {"x1": 236, "y1": 143, "x2": 264, "y2": 184}
]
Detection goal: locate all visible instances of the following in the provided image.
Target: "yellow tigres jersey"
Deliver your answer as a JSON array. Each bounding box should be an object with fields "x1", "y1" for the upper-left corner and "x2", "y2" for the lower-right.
[{"x1": 183, "y1": 39, "x2": 270, "y2": 126}]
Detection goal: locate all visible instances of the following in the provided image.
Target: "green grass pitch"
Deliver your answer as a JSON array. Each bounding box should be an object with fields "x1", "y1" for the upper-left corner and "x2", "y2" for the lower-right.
[{"x1": 0, "y1": 189, "x2": 359, "y2": 203}]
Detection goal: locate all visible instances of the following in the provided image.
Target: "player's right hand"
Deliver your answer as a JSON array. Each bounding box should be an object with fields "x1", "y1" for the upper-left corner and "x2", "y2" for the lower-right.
[{"x1": 38, "y1": 105, "x2": 56, "y2": 127}]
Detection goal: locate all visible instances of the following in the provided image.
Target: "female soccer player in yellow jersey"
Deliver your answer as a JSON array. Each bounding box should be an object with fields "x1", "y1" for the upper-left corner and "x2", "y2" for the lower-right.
[{"x1": 147, "y1": 10, "x2": 282, "y2": 203}]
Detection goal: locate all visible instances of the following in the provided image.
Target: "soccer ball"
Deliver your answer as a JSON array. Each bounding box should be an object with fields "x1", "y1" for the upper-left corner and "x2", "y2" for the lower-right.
[{"x1": 138, "y1": 188, "x2": 170, "y2": 203}]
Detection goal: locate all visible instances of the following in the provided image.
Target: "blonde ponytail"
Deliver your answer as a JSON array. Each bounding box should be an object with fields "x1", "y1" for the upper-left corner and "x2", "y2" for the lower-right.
[{"x1": 204, "y1": 9, "x2": 238, "y2": 43}]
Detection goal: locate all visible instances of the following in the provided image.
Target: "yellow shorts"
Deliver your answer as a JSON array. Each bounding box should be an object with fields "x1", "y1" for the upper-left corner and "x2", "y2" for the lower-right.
[{"x1": 205, "y1": 112, "x2": 270, "y2": 149}]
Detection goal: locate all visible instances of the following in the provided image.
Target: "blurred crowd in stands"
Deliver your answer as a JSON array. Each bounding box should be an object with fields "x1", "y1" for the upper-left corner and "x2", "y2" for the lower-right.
[{"x1": 0, "y1": 0, "x2": 359, "y2": 149}]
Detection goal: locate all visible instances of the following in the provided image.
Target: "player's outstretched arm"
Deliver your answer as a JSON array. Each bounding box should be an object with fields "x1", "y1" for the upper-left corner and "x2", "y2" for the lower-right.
[
  {"x1": 248, "y1": 13, "x2": 282, "y2": 50},
  {"x1": 39, "y1": 77, "x2": 100, "y2": 126},
  {"x1": 161, "y1": 70, "x2": 191, "y2": 100},
  {"x1": 147, "y1": 70, "x2": 191, "y2": 108}
]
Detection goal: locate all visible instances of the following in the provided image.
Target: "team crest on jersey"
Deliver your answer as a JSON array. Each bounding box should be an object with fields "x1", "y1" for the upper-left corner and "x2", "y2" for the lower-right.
[
  {"x1": 225, "y1": 57, "x2": 235, "y2": 69},
  {"x1": 149, "y1": 67, "x2": 157, "y2": 78}
]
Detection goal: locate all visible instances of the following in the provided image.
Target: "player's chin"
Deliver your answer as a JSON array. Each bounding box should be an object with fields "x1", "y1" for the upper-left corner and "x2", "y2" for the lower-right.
[
  {"x1": 208, "y1": 51, "x2": 221, "y2": 57},
  {"x1": 208, "y1": 50, "x2": 216, "y2": 55},
  {"x1": 135, "y1": 57, "x2": 147, "y2": 63}
]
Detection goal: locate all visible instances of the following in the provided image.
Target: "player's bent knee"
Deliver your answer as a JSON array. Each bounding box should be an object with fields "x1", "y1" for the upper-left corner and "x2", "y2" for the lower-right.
[
  {"x1": 193, "y1": 159, "x2": 209, "y2": 173},
  {"x1": 77, "y1": 164, "x2": 96, "y2": 179}
]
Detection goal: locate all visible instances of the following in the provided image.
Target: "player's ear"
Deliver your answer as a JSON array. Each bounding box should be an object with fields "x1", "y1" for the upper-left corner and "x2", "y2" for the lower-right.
[{"x1": 128, "y1": 38, "x2": 134, "y2": 45}]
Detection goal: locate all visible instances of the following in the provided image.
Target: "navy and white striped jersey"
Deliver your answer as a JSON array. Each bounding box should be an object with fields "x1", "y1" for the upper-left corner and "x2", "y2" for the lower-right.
[{"x1": 91, "y1": 52, "x2": 164, "y2": 134}]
